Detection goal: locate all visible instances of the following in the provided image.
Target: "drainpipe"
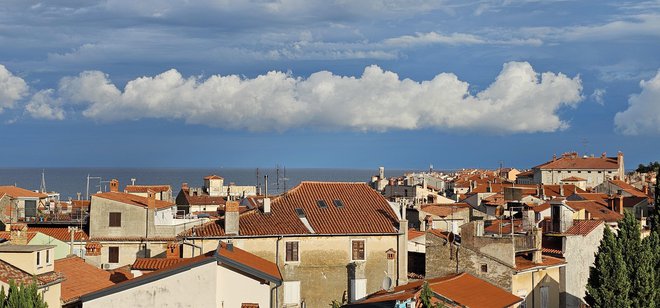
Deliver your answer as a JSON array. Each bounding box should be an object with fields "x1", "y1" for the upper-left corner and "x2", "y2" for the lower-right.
[{"x1": 275, "y1": 235, "x2": 283, "y2": 308}]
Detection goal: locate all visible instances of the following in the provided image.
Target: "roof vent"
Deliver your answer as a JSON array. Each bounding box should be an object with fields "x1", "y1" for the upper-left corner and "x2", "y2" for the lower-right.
[
  {"x1": 317, "y1": 200, "x2": 328, "y2": 209},
  {"x1": 333, "y1": 199, "x2": 344, "y2": 208}
]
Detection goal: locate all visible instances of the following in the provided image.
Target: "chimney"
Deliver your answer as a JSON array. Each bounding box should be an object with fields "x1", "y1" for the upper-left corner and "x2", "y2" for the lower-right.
[
  {"x1": 559, "y1": 182, "x2": 564, "y2": 196},
  {"x1": 552, "y1": 154, "x2": 557, "y2": 161},
  {"x1": 146, "y1": 189, "x2": 156, "y2": 209},
  {"x1": 225, "y1": 201, "x2": 240, "y2": 235},
  {"x1": 226, "y1": 241, "x2": 234, "y2": 251},
  {"x1": 532, "y1": 227, "x2": 543, "y2": 264},
  {"x1": 263, "y1": 198, "x2": 271, "y2": 214},
  {"x1": 601, "y1": 152, "x2": 607, "y2": 158},
  {"x1": 397, "y1": 219, "x2": 408, "y2": 286},
  {"x1": 109, "y1": 179, "x2": 119, "y2": 192},
  {"x1": 618, "y1": 194, "x2": 624, "y2": 215},
  {"x1": 9, "y1": 224, "x2": 28, "y2": 245},
  {"x1": 379, "y1": 167, "x2": 385, "y2": 180},
  {"x1": 539, "y1": 184, "x2": 545, "y2": 200},
  {"x1": 474, "y1": 220, "x2": 484, "y2": 236},
  {"x1": 131, "y1": 178, "x2": 136, "y2": 185},
  {"x1": 76, "y1": 192, "x2": 81, "y2": 200},
  {"x1": 617, "y1": 151, "x2": 625, "y2": 180},
  {"x1": 85, "y1": 242, "x2": 102, "y2": 256},
  {"x1": 487, "y1": 181, "x2": 492, "y2": 193},
  {"x1": 386, "y1": 248, "x2": 396, "y2": 288},
  {"x1": 166, "y1": 242, "x2": 180, "y2": 259},
  {"x1": 181, "y1": 182, "x2": 189, "y2": 190},
  {"x1": 69, "y1": 226, "x2": 75, "y2": 256}
]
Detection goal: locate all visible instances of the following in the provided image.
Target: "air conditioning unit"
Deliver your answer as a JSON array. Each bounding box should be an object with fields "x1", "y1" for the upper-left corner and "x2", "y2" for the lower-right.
[{"x1": 102, "y1": 264, "x2": 110, "y2": 270}]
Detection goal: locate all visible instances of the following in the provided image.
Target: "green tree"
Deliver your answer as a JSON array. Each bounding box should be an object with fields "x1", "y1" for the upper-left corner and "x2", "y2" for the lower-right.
[
  {"x1": 585, "y1": 227, "x2": 631, "y2": 308},
  {"x1": 0, "y1": 280, "x2": 48, "y2": 308},
  {"x1": 419, "y1": 281, "x2": 445, "y2": 308},
  {"x1": 632, "y1": 235, "x2": 657, "y2": 308}
]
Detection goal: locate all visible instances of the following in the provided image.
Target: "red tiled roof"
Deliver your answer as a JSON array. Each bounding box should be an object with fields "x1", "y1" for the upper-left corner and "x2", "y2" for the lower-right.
[
  {"x1": 542, "y1": 247, "x2": 563, "y2": 255},
  {"x1": 609, "y1": 180, "x2": 648, "y2": 197},
  {"x1": 179, "y1": 189, "x2": 227, "y2": 206},
  {"x1": 534, "y1": 153, "x2": 619, "y2": 170},
  {"x1": 55, "y1": 256, "x2": 117, "y2": 304},
  {"x1": 132, "y1": 258, "x2": 187, "y2": 271},
  {"x1": 564, "y1": 220, "x2": 603, "y2": 236},
  {"x1": 428, "y1": 229, "x2": 449, "y2": 240},
  {"x1": 93, "y1": 192, "x2": 174, "y2": 210},
  {"x1": 517, "y1": 170, "x2": 534, "y2": 177},
  {"x1": 543, "y1": 184, "x2": 585, "y2": 197},
  {"x1": 515, "y1": 254, "x2": 565, "y2": 271},
  {"x1": 420, "y1": 204, "x2": 469, "y2": 218},
  {"x1": 484, "y1": 220, "x2": 524, "y2": 234},
  {"x1": 565, "y1": 200, "x2": 623, "y2": 222},
  {"x1": 531, "y1": 202, "x2": 551, "y2": 213},
  {"x1": 0, "y1": 186, "x2": 47, "y2": 198},
  {"x1": 89, "y1": 236, "x2": 176, "y2": 242},
  {"x1": 0, "y1": 231, "x2": 38, "y2": 242},
  {"x1": 571, "y1": 193, "x2": 609, "y2": 203},
  {"x1": 216, "y1": 242, "x2": 281, "y2": 281},
  {"x1": 0, "y1": 260, "x2": 62, "y2": 286},
  {"x1": 204, "y1": 175, "x2": 223, "y2": 180},
  {"x1": 182, "y1": 182, "x2": 399, "y2": 237},
  {"x1": 408, "y1": 229, "x2": 425, "y2": 241},
  {"x1": 71, "y1": 200, "x2": 91, "y2": 208},
  {"x1": 356, "y1": 273, "x2": 521, "y2": 308},
  {"x1": 124, "y1": 185, "x2": 171, "y2": 193},
  {"x1": 30, "y1": 227, "x2": 89, "y2": 242}
]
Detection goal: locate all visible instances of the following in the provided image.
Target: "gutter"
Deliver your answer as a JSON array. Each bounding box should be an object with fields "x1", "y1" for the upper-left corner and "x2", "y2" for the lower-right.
[{"x1": 181, "y1": 231, "x2": 400, "y2": 241}]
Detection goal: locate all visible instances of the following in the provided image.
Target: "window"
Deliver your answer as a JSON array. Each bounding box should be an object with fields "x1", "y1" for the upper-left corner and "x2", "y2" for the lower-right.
[
  {"x1": 109, "y1": 212, "x2": 121, "y2": 227},
  {"x1": 46, "y1": 250, "x2": 50, "y2": 264},
  {"x1": 481, "y1": 264, "x2": 488, "y2": 272},
  {"x1": 109, "y1": 247, "x2": 119, "y2": 263},
  {"x1": 36, "y1": 251, "x2": 41, "y2": 266},
  {"x1": 283, "y1": 281, "x2": 301, "y2": 305},
  {"x1": 352, "y1": 240, "x2": 365, "y2": 261},
  {"x1": 285, "y1": 241, "x2": 299, "y2": 262},
  {"x1": 333, "y1": 199, "x2": 344, "y2": 208},
  {"x1": 317, "y1": 200, "x2": 328, "y2": 208}
]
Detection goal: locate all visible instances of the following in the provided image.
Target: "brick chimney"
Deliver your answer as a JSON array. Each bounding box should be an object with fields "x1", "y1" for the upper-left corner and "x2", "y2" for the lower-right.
[
  {"x1": 166, "y1": 242, "x2": 180, "y2": 259},
  {"x1": 85, "y1": 242, "x2": 102, "y2": 256},
  {"x1": 146, "y1": 189, "x2": 156, "y2": 209},
  {"x1": 110, "y1": 179, "x2": 119, "y2": 192},
  {"x1": 9, "y1": 224, "x2": 28, "y2": 245},
  {"x1": 225, "y1": 201, "x2": 240, "y2": 235}
]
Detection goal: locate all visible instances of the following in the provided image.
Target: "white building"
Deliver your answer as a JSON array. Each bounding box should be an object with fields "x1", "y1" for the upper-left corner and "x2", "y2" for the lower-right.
[{"x1": 532, "y1": 152, "x2": 624, "y2": 189}]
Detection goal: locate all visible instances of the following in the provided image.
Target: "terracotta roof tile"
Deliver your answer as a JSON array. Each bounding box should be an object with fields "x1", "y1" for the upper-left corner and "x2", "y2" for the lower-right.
[
  {"x1": 420, "y1": 204, "x2": 469, "y2": 217},
  {"x1": 355, "y1": 273, "x2": 522, "y2": 308},
  {"x1": 204, "y1": 175, "x2": 223, "y2": 180},
  {"x1": 0, "y1": 186, "x2": 47, "y2": 198},
  {"x1": 0, "y1": 231, "x2": 38, "y2": 242},
  {"x1": 0, "y1": 260, "x2": 62, "y2": 286},
  {"x1": 608, "y1": 180, "x2": 648, "y2": 197},
  {"x1": 179, "y1": 189, "x2": 227, "y2": 206},
  {"x1": 182, "y1": 182, "x2": 399, "y2": 237},
  {"x1": 408, "y1": 229, "x2": 425, "y2": 241},
  {"x1": 93, "y1": 192, "x2": 174, "y2": 210},
  {"x1": 484, "y1": 219, "x2": 524, "y2": 234},
  {"x1": 565, "y1": 200, "x2": 623, "y2": 222},
  {"x1": 561, "y1": 176, "x2": 586, "y2": 181},
  {"x1": 515, "y1": 254, "x2": 565, "y2": 271},
  {"x1": 132, "y1": 258, "x2": 187, "y2": 271},
  {"x1": 124, "y1": 185, "x2": 171, "y2": 193},
  {"x1": 30, "y1": 227, "x2": 89, "y2": 242},
  {"x1": 217, "y1": 242, "x2": 281, "y2": 281},
  {"x1": 563, "y1": 220, "x2": 603, "y2": 236},
  {"x1": 534, "y1": 153, "x2": 619, "y2": 170},
  {"x1": 55, "y1": 256, "x2": 117, "y2": 304}
]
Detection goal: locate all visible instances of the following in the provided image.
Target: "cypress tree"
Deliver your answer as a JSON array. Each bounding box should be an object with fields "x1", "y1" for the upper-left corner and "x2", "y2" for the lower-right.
[
  {"x1": 585, "y1": 226, "x2": 631, "y2": 308},
  {"x1": 0, "y1": 280, "x2": 48, "y2": 308},
  {"x1": 632, "y1": 235, "x2": 657, "y2": 308}
]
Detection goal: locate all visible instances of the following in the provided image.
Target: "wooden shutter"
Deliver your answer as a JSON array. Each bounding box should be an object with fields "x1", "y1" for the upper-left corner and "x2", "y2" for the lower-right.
[
  {"x1": 352, "y1": 240, "x2": 365, "y2": 260},
  {"x1": 109, "y1": 212, "x2": 121, "y2": 227},
  {"x1": 109, "y1": 247, "x2": 119, "y2": 263},
  {"x1": 286, "y1": 242, "x2": 299, "y2": 262}
]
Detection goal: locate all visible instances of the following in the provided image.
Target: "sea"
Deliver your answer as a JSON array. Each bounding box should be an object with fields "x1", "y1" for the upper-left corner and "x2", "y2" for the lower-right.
[{"x1": 0, "y1": 167, "x2": 420, "y2": 200}]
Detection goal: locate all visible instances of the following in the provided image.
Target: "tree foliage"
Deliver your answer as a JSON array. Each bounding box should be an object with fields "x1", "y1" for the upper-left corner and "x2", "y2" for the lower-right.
[
  {"x1": 0, "y1": 280, "x2": 48, "y2": 308},
  {"x1": 635, "y1": 161, "x2": 660, "y2": 173},
  {"x1": 419, "y1": 281, "x2": 445, "y2": 308},
  {"x1": 586, "y1": 226, "x2": 631, "y2": 308}
]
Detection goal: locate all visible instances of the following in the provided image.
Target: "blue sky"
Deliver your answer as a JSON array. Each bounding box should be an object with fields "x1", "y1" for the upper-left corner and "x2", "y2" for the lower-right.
[{"x1": 0, "y1": 0, "x2": 659, "y2": 169}]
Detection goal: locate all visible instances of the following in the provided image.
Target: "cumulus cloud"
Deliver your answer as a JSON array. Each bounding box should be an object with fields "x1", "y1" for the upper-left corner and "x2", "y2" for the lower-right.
[
  {"x1": 591, "y1": 88, "x2": 606, "y2": 105},
  {"x1": 614, "y1": 70, "x2": 660, "y2": 135},
  {"x1": 54, "y1": 62, "x2": 582, "y2": 133},
  {"x1": 25, "y1": 89, "x2": 65, "y2": 120},
  {"x1": 0, "y1": 65, "x2": 29, "y2": 112}
]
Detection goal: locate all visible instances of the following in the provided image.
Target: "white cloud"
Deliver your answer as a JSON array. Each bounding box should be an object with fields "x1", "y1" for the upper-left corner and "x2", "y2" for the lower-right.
[
  {"x1": 383, "y1": 31, "x2": 543, "y2": 47},
  {"x1": 55, "y1": 62, "x2": 583, "y2": 133},
  {"x1": 591, "y1": 88, "x2": 606, "y2": 105},
  {"x1": 0, "y1": 65, "x2": 29, "y2": 112},
  {"x1": 614, "y1": 70, "x2": 660, "y2": 135},
  {"x1": 25, "y1": 89, "x2": 65, "y2": 120}
]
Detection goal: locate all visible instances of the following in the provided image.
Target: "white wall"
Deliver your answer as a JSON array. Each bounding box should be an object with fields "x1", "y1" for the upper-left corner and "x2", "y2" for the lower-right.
[{"x1": 216, "y1": 264, "x2": 271, "y2": 308}]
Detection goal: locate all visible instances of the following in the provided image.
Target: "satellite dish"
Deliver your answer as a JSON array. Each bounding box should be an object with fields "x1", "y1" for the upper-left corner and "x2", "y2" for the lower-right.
[
  {"x1": 448, "y1": 232, "x2": 461, "y2": 246},
  {"x1": 382, "y1": 276, "x2": 393, "y2": 290}
]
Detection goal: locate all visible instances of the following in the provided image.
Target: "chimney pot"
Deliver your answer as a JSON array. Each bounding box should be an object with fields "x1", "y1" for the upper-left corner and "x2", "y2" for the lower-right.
[
  {"x1": 146, "y1": 189, "x2": 156, "y2": 209},
  {"x1": 263, "y1": 198, "x2": 271, "y2": 214}
]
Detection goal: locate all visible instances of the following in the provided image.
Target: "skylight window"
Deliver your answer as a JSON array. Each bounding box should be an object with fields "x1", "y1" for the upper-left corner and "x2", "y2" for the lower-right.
[
  {"x1": 317, "y1": 200, "x2": 328, "y2": 208},
  {"x1": 333, "y1": 199, "x2": 344, "y2": 208},
  {"x1": 295, "y1": 208, "x2": 306, "y2": 217}
]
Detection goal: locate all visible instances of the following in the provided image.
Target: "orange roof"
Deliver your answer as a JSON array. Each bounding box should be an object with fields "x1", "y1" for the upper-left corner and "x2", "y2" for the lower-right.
[
  {"x1": 484, "y1": 219, "x2": 524, "y2": 234},
  {"x1": 420, "y1": 204, "x2": 469, "y2": 218},
  {"x1": 608, "y1": 180, "x2": 648, "y2": 197},
  {"x1": 216, "y1": 242, "x2": 281, "y2": 281},
  {"x1": 531, "y1": 202, "x2": 551, "y2": 213},
  {"x1": 543, "y1": 184, "x2": 585, "y2": 197},
  {"x1": 124, "y1": 185, "x2": 171, "y2": 193},
  {"x1": 0, "y1": 231, "x2": 38, "y2": 242},
  {"x1": 182, "y1": 182, "x2": 399, "y2": 237},
  {"x1": 564, "y1": 220, "x2": 603, "y2": 236},
  {"x1": 204, "y1": 175, "x2": 223, "y2": 180},
  {"x1": 179, "y1": 189, "x2": 227, "y2": 206},
  {"x1": 565, "y1": 200, "x2": 623, "y2": 222},
  {"x1": 355, "y1": 273, "x2": 521, "y2": 308},
  {"x1": 408, "y1": 229, "x2": 425, "y2": 241},
  {"x1": 30, "y1": 227, "x2": 89, "y2": 242},
  {"x1": 534, "y1": 153, "x2": 619, "y2": 170},
  {"x1": 93, "y1": 191, "x2": 174, "y2": 210},
  {"x1": 0, "y1": 186, "x2": 47, "y2": 198},
  {"x1": 570, "y1": 192, "x2": 609, "y2": 203},
  {"x1": 55, "y1": 256, "x2": 117, "y2": 304},
  {"x1": 428, "y1": 229, "x2": 449, "y2": 240},
  {"x1": 132, "y1": 258, "x2": 187, "y2": 271},
  {"x1": 0, "y1": 260, "x2": 62, "y2": 286},
  {"x1": 515, "y1": 254, "x2": 565, "y2": 271}
]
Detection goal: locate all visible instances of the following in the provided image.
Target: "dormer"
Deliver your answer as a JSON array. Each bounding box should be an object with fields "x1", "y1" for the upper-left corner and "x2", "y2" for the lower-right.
[{"x1": 0, "y1": 244, "x2": 56, "y2": 275}]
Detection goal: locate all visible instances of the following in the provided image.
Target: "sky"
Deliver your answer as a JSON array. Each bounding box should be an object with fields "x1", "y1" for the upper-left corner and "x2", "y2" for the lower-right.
[{"x1": 0, "y1": 0, "x2": 659, "y2": 169}]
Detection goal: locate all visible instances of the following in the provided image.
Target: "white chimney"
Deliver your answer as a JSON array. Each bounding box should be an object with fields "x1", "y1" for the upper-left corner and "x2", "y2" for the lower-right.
[{"x1": 263, "y1": 198, "x2": 271, "y2": 214}]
